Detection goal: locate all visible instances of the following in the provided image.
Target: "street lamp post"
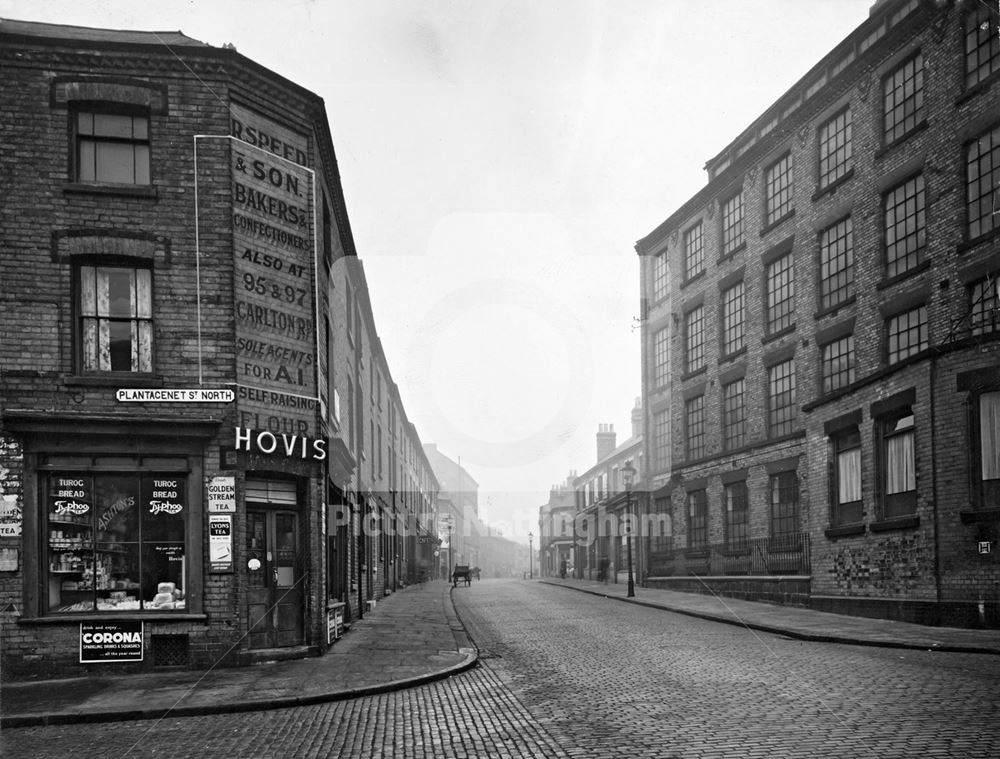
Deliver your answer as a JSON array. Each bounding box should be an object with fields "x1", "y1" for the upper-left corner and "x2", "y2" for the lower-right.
[
  {"x1": 528, "y1": 531, "x2": 533, "y2": 579},
  {"x1": 621, "y1": 460, "x2": 636, "y2": 598}
]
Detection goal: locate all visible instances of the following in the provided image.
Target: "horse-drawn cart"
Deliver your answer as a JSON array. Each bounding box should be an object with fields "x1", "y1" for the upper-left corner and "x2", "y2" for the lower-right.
[{"x1": 452, "y1": 565, "x2": 472, "y2": 587}]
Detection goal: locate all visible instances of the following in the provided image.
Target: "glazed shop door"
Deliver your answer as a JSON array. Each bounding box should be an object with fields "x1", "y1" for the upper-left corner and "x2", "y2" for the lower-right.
[{"x1": 246, "y1": 480, "x2": 303, "y2": 649}]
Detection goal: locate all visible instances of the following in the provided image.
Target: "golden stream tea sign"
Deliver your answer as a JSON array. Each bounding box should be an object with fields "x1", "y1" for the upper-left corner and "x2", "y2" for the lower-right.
[{"x1": 230, "y1": 104, "x2": 317, "y2": 438}]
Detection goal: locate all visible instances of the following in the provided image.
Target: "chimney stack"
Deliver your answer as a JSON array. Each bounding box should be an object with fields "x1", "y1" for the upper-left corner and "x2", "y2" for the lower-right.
[
  {"x1": 631, "y1": 397, "x2": 642, "y2": 438},
  {"x1": 596, "y1": 423, "x2": 617, "y2": 462}
]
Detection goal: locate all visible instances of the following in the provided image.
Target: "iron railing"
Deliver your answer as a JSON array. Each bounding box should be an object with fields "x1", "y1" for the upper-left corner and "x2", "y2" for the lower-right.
[{"x1": 648, "y1": 531, "x2": 811, "y2": 577}]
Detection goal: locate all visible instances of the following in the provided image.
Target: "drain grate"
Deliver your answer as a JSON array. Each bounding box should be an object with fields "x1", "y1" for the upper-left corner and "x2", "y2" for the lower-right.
[{"x1": 152, "y1": 634, "x2": 190, "y2": 667}]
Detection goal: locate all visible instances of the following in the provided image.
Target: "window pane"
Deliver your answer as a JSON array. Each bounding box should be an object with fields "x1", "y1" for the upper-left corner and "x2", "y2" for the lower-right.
[
  {"x1": 77, "y1": 112, "x2": 95, "y2": 135},
  {"x1": 95, "y1": 142, "x2": 138, "y2": 183},
  {"x1": 886, "y1": 428, "x2": 916, "y2": 495},
  {"x1": 654, "y1": 328, "x2": 670, "y2": 387},
  {"x1": 78, "y1": 141, "x2": 96, "y2": 181},
  {"x1": 966, "y1": 125, "x2": 1000, "y2": 240},
  {"x1": 80, "y1": 266, "x2": 97, "y2": 316},
  {"x1": 93, "y1": 113, "x2": 136, "y2": 138},
  {"x1": 135, "y1": 269, "x2": 152, "y2": 318},
  {"x1": 884, "y1": 54, "x2": 923, "y2": 143},
  {"x1": 722, "y1": 282, "x2": 745, "y2": 355},
  {"x1": 819, "y1": 108, "x2": 852, "y2": 187},
  {"x1": 108, "y1": 321, "x2": 134, "y2": 371},
  {"x1": 142, "y1": 476, "x2": 186, "y2": 609},
  {"x1": 768, "y1": 359, "x2": 797, "y2": 437},
  {"x1": 820, "y1": 217, "x2": 854, "y2": 309},
  {"x1": 838, "y1": 447, "x2": 862, "y2": 503},
  {"x1": 822, "y1": 334, "x2": 855, "y2": 393},
  {"x1": 685, "y1": 306, "x2": 704, "y2": 373},
  {"x1": 82, "y1": 319, "x2": 99, "y2": 371},
  {"x1": 134, "y1": 145, "x2": 151, "y2": 184},
  {"x1": 770, "y1": 472, "x2": 800, "y2": 537},
  {"x1": 887, "y1": 306, "x2": 928, "y2": 363},
  {"x1": 686, "y1": 395, "x2": 705, "y2": 459},
  {"x1": 92, "y1": 476, "x2": 141, "y2": 610},
  {"x1": 981, "y1": 392, "x2": 1000, "y2": 481},
  {"x1": 48, "y1": 475, "x2": 95, "y2": 612},
  {"x1": 965, "y1": 7, "x2": 1000, "y2": 88},
  {"x1": 884, "y1": 175, "x2": 926, "y2": 278},
  {"x1": 766, "y1": 253, "x2": 795, "y2": 333},
  {"x1": 104, "y1": 269, "x2": 136, "y2": 317},
  {"x1": 684, "y1": 223, "x2": 704, "y2": 280},
  {"x1": 722, "y1": 192, "x2": 744, "y2": 255}
]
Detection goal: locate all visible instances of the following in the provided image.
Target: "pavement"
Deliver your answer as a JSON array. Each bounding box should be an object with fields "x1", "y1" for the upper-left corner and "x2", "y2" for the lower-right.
[
  {"x1": 3, "y1": 576, "x2": 998, "y2": 729},
  {"x1": 542, "y1": 576, "x2": 1000, "y2": 654},
  {"x1": 0, "y1": 580, "x2": 476, "y2": 728}
]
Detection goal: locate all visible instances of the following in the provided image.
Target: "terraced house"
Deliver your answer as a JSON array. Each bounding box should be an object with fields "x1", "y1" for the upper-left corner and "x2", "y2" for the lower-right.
[
  {"x1": 636, "y1": 0, "x2": 999, "y2": 626},
  {"x1": 0, "y1": 19, "x2": 440, "y2": 680}
]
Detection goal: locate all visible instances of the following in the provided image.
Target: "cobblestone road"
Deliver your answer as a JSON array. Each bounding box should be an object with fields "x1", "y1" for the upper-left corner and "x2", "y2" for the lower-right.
[{"x1": 5, "y1": 580, "x2": 1000, "y2": 758}]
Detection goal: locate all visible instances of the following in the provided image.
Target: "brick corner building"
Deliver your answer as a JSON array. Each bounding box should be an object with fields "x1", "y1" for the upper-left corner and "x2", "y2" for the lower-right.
[
  {"x1": 0, "y1": 19, "x2": 440, "y2": 680},
  {"x1": 636, "y1": 0, "x2": 1000, "y2": 627}
]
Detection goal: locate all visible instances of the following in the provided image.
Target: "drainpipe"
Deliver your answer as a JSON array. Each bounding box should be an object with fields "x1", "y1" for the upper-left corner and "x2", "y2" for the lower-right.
[
  {"x1": 356, "y1": 496, "x2": 364, "y2": 620},
  {"x1": 929, "y1": 356, "x2": 942, "y2": 609}
]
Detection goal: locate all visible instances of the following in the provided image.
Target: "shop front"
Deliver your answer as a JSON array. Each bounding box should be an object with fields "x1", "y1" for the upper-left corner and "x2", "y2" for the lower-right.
[{"x1": 2, "y1": 414, "x2": 217, "y2": 679}]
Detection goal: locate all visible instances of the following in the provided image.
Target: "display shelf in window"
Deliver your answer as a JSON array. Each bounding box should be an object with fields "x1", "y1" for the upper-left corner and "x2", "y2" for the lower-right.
[{"x1": 45, "y1": 472, "x2": 188, "y2": 613}]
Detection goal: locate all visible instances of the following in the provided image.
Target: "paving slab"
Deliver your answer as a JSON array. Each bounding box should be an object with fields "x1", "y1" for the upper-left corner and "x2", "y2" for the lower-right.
[
  {"x1": 541, "y1": 577, "x2": 1000, "y2": 654},
  {"x1": 0, "y1": 580, "x2": 476, "y2": 728}
]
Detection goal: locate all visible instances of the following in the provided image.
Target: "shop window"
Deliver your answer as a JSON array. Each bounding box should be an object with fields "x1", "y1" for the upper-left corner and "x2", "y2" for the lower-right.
[
  {"x1": 78, "y1": 265, "x2": 153, "y2": 373},
  {"x1": 46, "y1": 473, "x2": 186, "y2": 613},
  {"x1": 877, "y1": 409, "x2": 917, "y2": 519},
  {"x1": 74, "y1": 108, "x2": 150, "y2": 185},
  {"x1": 830, "y1": 427, "x2": 863, "y2": 526}
]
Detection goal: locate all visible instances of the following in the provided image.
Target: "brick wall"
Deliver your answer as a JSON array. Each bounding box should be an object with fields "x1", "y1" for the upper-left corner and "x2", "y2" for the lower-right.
[{"x1": 639, "y1": 2, "x2": 1000, "y2": 625}]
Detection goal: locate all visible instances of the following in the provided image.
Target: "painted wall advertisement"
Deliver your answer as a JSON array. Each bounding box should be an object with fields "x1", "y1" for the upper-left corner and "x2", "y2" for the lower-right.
[
  {"x1": 230, "y1": 103, "x2": 318, "y2": 443},
  {"x1": 209, "y1": 513, "x2": 234, "y2": 573},
  {"x1": 80, "y1": 620, "x2": 143, "y2": 663}
]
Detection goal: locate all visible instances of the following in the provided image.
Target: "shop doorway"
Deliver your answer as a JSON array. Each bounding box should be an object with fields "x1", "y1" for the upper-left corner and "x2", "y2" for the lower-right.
[{"x1": 246, "y1": 479, "x2": 302, "y2": 649}]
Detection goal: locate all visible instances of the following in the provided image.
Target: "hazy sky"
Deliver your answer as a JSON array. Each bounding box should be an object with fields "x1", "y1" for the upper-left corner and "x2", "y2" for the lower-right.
[{"x1": 3, "y1": 0, "x2": 875, "y2": 539}]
